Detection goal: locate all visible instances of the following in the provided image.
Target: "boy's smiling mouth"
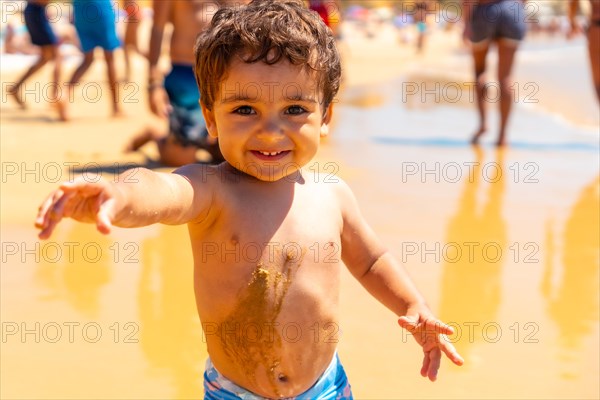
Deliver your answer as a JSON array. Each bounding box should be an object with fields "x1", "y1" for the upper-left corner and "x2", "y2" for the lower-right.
[{"x1": 251, "y1": 150, "x2": 291, "y2": 161}]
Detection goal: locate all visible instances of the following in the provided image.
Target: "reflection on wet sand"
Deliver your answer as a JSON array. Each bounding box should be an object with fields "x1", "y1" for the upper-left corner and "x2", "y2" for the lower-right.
[
  {"x1": 439, "y1": 147, "x2": 506, "y2": 358},
  {"x1": 137, "y1": 225, "x2": 205, "y2": 398},
  {"x1": 541, "y1": 176, "x2": 600, "y2": 378},
  {"x1": 34, "y1": 223, "x2": 111, "y2": 316}
]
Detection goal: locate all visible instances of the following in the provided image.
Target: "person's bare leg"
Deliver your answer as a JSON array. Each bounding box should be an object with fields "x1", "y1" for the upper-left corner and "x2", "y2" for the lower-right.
[
  {"x1": 123, "y1": 0, "x2": 144, "y2": 82},
  {"x1": 471, "y1": 41, "x2": 490, "y2": 144},
  {"x1": 156, "y1": 136, "x2": 198, "y2": 167},
  {"x1": 8, "y1": 46, "x2": 53, "y2": 108},
  {"x1": 123, "y1": 21, "x2": 140, "y2": 82},
  {"x1": 49, "y1": 45, "x2": 68, "y2": 121},
  {"x1": 123, "y1": 46, "x2": 132, "y2": 83},
  {"x1": 125, "y1": 125, "x2": 166, "y2": 152},
  {"x1": 67, "y1": 50, "x2": 95, "y2": 102},
  {"x1": 125, "y1": 127, "x2": 197, "y2": 166},
  {"x1": 588, "y1": 25, "x2": 600, "y2": 101},
  {"x1": 496, "y1": 39, "x2": 519, "y2": 146},
  {"x1": 417, "y1": 32, "x2": 424, "y2": 53},
  {"x1": 103, "y1": 50, "x2": 122, "y2": 116}
]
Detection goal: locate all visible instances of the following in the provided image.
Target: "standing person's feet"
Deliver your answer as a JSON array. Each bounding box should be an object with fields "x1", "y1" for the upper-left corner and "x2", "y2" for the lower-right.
[
  {"x1": 54, "y1": 100, "x2": 69, "y2": 121},
  {"x1": 471, "y1": 126, "x2": 487, "y2": 144},
  {"x1": 8, "y1": 85, "x2": 27, "y2": 109},
  {"x1": 496, "y1": 130, "x2": 507, "y2": 146}
]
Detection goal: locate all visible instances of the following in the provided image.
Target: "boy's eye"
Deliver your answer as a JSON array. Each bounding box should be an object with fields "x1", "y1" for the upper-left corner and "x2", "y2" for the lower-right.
[
  {"x1": 233, "y1": 106, "x2": 255, "y2": 115},
  {"x1": 286, "y1": 105, "x2": 307, "y2": 115}
]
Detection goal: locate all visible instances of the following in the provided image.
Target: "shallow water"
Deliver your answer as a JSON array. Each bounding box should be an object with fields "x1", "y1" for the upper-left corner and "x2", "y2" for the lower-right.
[
  {"x1": 326, "y1": 72, "x2": 599, "y2": 398},
  {"x1": 335, "y1": 152, "x2": 598, "y2": 399}
]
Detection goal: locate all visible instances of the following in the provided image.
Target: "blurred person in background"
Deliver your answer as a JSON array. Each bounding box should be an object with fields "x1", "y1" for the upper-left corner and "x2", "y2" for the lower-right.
[
  {"x1": 120, "y1": 0, "x2": 148, "y2": 82},
  {"x1": 67, "y1": 0, "x2": 122, "y2": 116},
  {"x1": 569, "y1": 0, "x2": 600, "y2": 100},
  {"x1": 3, "y1": 10, "x2": 39, "y2": 55},
  {"x1": 125, "y1": 0, "x2": 249, "y2": 166},
  {"x1": 8, "y1": 0, "x2": 67, "y2": 121},
  {"x1": 308, "y1": 0, "x2": 343, "y2": 38},
  {"x1": 463, "y1": 0, "x2": 527, "y2": 146},
  {"x1": 414, "y1": 0, "x2": 428, "y2": 53}
]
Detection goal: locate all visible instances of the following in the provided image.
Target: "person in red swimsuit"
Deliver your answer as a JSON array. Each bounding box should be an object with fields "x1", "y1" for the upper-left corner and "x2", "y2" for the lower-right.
[{"x1": 308, "y1": 0, "x2": 342, "y2": 38}]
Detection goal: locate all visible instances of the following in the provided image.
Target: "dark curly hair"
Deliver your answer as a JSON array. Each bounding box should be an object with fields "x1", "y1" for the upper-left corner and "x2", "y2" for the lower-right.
[{"x1": 194, "y1": 0, "x2": 341, "y2": 111}]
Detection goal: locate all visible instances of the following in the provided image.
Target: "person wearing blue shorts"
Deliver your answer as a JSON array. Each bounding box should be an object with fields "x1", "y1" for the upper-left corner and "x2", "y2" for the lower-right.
[
  {"x1": 463, "y1": 0, "x2": 527, "y2": 146},
  {"x1": 8, "y1": 0, "x2": 67, "y2": 120},
  {"x1": 125, "y1": 0, "x2": 234, "y2": 166},
  {"x1": 67, "y1": 0, "x2": 122, "y2": 116},
  {"x1": 126, "y1": 62, "x2": 224, "y2": 167}
]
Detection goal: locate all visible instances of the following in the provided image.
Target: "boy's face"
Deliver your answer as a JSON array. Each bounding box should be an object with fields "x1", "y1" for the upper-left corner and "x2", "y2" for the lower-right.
[{"x1": 202, "y1": 58, "x2": 332, "y2": 182}]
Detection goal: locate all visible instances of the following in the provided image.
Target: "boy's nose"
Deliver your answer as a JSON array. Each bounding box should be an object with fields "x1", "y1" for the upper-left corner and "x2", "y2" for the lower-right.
[{"x1": 255, "y1": 119, "x2": 285, "y2": 141}]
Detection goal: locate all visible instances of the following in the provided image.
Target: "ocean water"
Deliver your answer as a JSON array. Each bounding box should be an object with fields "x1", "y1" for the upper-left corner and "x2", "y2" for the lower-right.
[{"x1": 324, "y1": 34, "x2": 599, "y2": 398}]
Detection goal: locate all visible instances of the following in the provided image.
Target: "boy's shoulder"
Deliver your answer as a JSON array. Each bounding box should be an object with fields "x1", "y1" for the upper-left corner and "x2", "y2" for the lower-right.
[
  {"x1": 174, "y1": 162, "x2": 355, "y2": 202},
  {"x1": 303, "y1": 166, "x2": 357, "y2": 206},
  {"x1": 174, "y1": 162, "x2": 236, "y2": 186}
]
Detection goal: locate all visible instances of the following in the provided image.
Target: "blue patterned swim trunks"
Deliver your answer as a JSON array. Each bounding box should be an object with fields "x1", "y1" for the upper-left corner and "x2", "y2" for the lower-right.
[{"x1": 204, "y1": 353, "x2": 353, "y2": 399}]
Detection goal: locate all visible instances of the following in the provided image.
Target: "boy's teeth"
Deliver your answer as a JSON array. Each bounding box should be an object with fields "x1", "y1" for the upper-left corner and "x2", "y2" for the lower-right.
[{"x1": 259, "y1": 151, "x2": 281, "y2": 156}]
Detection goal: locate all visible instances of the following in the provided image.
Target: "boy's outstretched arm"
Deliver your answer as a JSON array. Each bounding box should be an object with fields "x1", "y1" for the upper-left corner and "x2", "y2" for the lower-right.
[
  {"x1": 336, "y1": 181, "x2": 464, "y2": 381},
  {"x1": 35, "y1": 165, "x2": 212, "y2": 240}
]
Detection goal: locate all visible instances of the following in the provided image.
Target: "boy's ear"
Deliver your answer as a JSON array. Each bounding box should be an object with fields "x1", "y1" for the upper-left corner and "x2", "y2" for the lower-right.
[
  {"x1": 320, "y1": 103, "x2": 333, "y2": 138},
  {"x1": 201, "y1": 101, "x2": 218, "y2": 138}
]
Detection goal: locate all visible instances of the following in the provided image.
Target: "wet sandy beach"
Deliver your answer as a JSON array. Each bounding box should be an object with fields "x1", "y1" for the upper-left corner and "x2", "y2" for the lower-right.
[{"x1": 1, "y1": 21, "x2": 599, "y2": 399}]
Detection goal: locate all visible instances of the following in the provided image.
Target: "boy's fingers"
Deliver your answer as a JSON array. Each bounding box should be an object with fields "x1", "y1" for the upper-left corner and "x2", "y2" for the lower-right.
[
  {"x1": 38, "y1": 225, "x2": 55, "y2": 240},
  {"x1": 422, "y1": 319, "x2": 454, "y2": 336},
  {"x1": 440, "y1": 340, "x2": 464, "y2": 366},
  {"x1": 420, "y1": 351, "x2": 430, "y2": 377},
  {"x1": 40, "y1": 192, "x2": 75, "y2": 238},
  {"x1": 40, "y1": 214, "x2": 61, "y2": 239},
  {"x1": 438, "y1": 322, "x2": 454, "y2": 336},
  {"x1": 96, "y1": 197, "x2": 115, "y2": 234},
  {"x1": 35, "y1": 189, "x2": 64, "y2": 230},
  {"x1": 398, "y1": 316, "x2": 418, "y2": 332},
  {"x1": 61, "y1": 178, "x2": 106, "y2": 195},
  {"x1": 38, "y1": 197, "x2": 66, "y2": 239},
  {"x1": 52, "y1": 191, "x2": 76, "y2": 219},
  {"x1": 36, "y1": 190, "x2": 59, "y2": 219},
  {"x1": 60, "y1": 177, "x2": 89, "y2": 191},
  {"x1": 426, "y1": 347, "x2": 441, "y2": 382}
]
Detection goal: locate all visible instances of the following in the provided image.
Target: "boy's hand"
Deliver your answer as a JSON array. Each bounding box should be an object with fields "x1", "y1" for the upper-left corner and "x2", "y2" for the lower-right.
[
  {"x1": 398, "y1": 307, "x2": 464, "y2": 382},
  {"x1": 35, "y1": 178, "x2": 121, "y2": 240}
]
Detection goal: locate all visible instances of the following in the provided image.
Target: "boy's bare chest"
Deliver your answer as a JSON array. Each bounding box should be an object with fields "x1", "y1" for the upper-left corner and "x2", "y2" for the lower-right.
[
  {"x1": 213, "y1": 198, "x2": 339, "y2": 262},
  {"x1": 191, "y1": 184, "x2": 342, "y2": 323},
  {"x1": 192, "y1": 182, "x2": 342, "y2": 270}
]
